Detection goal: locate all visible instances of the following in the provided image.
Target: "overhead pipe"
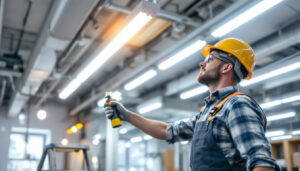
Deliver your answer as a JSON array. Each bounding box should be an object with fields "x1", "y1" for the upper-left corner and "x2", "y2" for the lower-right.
[
  {"x1": 0, "y1": 79, "x2": 7, "y2": 106},
  {"x1": 14, "y1": 0, "x2": 32, "y2": 56},
  {"x1": 0, "y1": 0, "x2": 5, "y2": 50},
  {"x1": 70, "y1": 0, "x2": 251, "y2": 115},
  {"x1": 7, "y1": 0, "x2": 62, "y2": 118},
  {"x1": 106, "y1": 0, "x2": 201, "y2": 27},
  {"x1": 0, "y1": 69, "x2": 22, "y2": 78}
]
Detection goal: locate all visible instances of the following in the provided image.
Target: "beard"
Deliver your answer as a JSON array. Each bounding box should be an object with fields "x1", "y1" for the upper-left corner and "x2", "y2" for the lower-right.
[{"x1": 197, "y1": 63, "x2": 222, "y2": 86}]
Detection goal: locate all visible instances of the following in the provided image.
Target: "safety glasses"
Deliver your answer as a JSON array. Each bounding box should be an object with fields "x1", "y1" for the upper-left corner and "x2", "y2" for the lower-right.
[{"x1": 204, "y1": 53, "x2": 230, "y2": 64}]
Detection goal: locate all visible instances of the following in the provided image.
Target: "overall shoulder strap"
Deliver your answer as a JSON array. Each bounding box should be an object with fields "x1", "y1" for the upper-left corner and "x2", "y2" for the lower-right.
[{"x1": 208, "y1": 92, "x2": 244, "y2": 121}]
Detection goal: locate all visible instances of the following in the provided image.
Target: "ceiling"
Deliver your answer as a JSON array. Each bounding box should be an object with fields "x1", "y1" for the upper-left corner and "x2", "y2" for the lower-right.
[{"x1": 1, "y1": 0, "x2": 300, "y2": 139}]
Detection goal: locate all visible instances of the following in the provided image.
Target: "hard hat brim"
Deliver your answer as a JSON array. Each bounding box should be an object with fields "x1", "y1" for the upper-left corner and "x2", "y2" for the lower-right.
[{"x1": 202, "y1": 45, "x2": 215, "y2": 57}]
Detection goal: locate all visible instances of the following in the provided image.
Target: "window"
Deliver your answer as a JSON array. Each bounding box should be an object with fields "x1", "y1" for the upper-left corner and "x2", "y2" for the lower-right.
[
  {"x1": 118, "y1": 140, "x2": 147, "y2": 171},
  {"x1": 129, "y1": 142, "x2": 146, "y2": 171},
  {"x1": 7, "y1": 130, "x2": 48, "y2": 171}
]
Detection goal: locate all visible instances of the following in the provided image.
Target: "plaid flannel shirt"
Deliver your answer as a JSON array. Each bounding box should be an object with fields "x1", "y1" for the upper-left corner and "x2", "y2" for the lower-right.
[{"x1": 166, "y1": 86, "x2": 280, "y2": 170}]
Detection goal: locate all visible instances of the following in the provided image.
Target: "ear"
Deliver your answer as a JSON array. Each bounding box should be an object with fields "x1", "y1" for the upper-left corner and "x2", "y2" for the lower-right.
[{"x1": 221, "y1": 63, "x2": 233, "y2": 74}]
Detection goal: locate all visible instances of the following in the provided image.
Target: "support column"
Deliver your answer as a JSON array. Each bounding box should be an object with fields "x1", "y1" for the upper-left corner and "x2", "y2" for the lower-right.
[
  {"x1": 174, "y1": 143, "x2": 180, "y2": 171},
  {"x1": 105, "y1": 119, "x2": 119, "y2": 171}
]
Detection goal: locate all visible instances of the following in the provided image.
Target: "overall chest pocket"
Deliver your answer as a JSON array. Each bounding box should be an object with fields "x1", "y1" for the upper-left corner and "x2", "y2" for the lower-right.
[{"x1": 193, "y1": 118, "x2": 216, "y2": 148}]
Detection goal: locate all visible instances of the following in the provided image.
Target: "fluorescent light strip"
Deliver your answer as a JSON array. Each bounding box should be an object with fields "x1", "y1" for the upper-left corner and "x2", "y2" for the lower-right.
[
  {"x1": 292, "y1": 130, "x2": 300, "y2": 135},
  {"x1": 260, "y1": 100, "x2": 282, "y2": 109},
  {"x1": 180, "y1": 86, "x2": 209, "y2": 100},
  {"x1": 144, "y1": 135, "x2": 153, "y2": 140},
  {"x1": 158, "y1": 40, "x2": 206, "y2": 70},
  {"x1": 59, "y1": 12, "x2": 153, "y2": 99},
  {"x1": 260, "y1": 94, "x2": 300, "y2": 109},
  {"x1": 267, "y1": 112, "x2": 296, "y2": 122},
  {"x1": 212, "y1": 0, "x2": 283, "y2": 37},
  {"x1": 271, "y1": 135, "x2": 292, "y2": 141},
  {"x1": 124, "y1": 69, "x2": 157, "y2": 91},
  {"x1": 138, "y1": 102, "x2": 162, "y2": 114},
  {"x1": 282, "y1": 95, "x2": 300, "y2": 103},
  {"x1": 130, "y1": 136, "x2": 143, "y2": 143},
  {"x1": 59, "y1": 78, "x2": 82, "y2": 100},
  {"x1": 266, "y1": 130, "x2": 284, "y2": 137},
  {"x1": 241, "y1": 63, "x2": 300, "y2": 87}
]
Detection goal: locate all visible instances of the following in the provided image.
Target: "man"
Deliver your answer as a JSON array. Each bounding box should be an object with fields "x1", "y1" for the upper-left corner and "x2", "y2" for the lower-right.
[{"x1": 105, "y1": 38, "x2": 280, "y2": 171}]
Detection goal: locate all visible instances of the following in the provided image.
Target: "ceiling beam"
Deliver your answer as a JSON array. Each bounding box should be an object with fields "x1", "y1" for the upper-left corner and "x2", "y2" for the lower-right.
[
  {"x1": 0, "y1": 69, "x2": 22, "y2": 78},
  {"x1": 106, "y1": 0, "x2": 200, "y2": 27}
]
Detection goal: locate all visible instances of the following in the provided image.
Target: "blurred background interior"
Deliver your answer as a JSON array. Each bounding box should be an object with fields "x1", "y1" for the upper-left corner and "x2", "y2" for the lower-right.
[{"x1": 0, "y1": 0, "x2": 300, "y2": 170}]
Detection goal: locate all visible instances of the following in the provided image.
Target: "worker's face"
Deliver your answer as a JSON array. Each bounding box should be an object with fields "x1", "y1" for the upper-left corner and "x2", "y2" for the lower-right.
[{"x1": 197, "y1": 51, "x2": 224, "y2": 85}]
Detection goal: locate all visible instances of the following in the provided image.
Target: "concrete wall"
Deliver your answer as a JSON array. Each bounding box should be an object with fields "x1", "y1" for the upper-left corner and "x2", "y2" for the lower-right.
[{"x1": 0, "y1": 101, "x2": 80, "y2": 171}]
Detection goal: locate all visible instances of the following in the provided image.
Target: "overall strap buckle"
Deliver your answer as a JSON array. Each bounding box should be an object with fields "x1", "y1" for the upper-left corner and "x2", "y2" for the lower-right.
[{"x1": 208, "y1": 92, "x2": 244, "y2": 121}]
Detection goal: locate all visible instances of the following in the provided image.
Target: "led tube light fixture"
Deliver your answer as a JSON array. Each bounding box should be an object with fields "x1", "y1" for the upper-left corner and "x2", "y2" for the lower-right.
[
  {"x1": 266, "y1": 130, "x2": 284, "y2": 137},
  {"x1": 158, "y1": 40, "x2": 206, "y2": 70},
  {"x1": 292, "y1": 130, "x2": 300, "y2": 135},
  {"x1": 282, "y1": 95, "x2": 300, "y2": 103},
  {"x1": 144, "y1": 135, "x2": 152, "y2": 140},
  {"x1": 138, "y1": 102, "x2": 162, "y2": 114},
  {"x1": 271, "y1": 135, "x2": 292, "y2": 141},
  {"x1": 130, "y1": 136, "x2": 143, "y2": 143},
  {"x1": 260, "y1": 93, "x2": 300, "y2": 109},
  {"x1": 137, "y1": 96, "x2": 163, "y2": 114},
  {"x1": 212, "y1": 0, "x2": 283, "y2": 37},
  {"x1": 267, "y1": 111, "x2": 296, "y2": 122},
  {"x1": 124, "y1": 69, "x2": 157, "y2": 91},
  {"x1": 59, "y1": 1, "x2": 159, "y2": 100},
  {"x1": 180, "y1": 86, "x2": 209, "y2": 99},
  {"x1": 260, "y1": 100, "x2": 282, "y2": 109},
  {"x1": 241, "y1": 62, "x2": 300, "y2": 87}
]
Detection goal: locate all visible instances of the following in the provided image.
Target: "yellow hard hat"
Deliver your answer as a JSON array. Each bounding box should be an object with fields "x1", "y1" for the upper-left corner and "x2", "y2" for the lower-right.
[{"x1": 202, "y1": 38, "x2": 255, "y2": 80}]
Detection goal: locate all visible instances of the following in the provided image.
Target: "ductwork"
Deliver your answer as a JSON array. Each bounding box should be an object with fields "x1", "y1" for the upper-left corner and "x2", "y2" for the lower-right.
[
  {"x1": 165, "y1": 20, "x2": 300, "y2": 96},
  {"x1": 33, "y1": 38, "x2": 93, "y2": 109},
  {"x1": 8, "y1": 0, "x2": 99, "y2": 118},
  {"x1": 255, "y1": 20, "x2": 300, "y2": 65}
]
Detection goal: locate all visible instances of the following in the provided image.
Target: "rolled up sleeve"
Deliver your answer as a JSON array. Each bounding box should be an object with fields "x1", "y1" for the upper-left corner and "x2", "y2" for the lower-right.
[
  {"x1": 166, "y1": 116, "x2": 196, "y2": 144},
  {"x1": 226, "y1": 96, "x2": 280, "y2": 170}
]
